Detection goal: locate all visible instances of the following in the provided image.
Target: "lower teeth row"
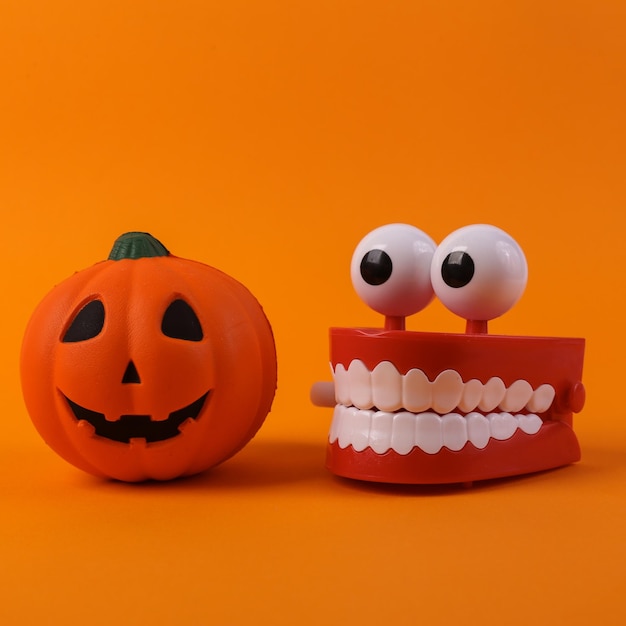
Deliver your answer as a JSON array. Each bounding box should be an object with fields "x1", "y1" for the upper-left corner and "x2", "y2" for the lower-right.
[{"x1": 329, "y1": 405, "x2": 542, "y2": 455}]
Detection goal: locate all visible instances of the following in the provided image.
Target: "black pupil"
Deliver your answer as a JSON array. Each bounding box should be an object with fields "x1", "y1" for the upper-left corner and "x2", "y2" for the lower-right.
[
  {"x1": 441, "y1": 251, "x2": 475, "y2": 288},
  {"x1": 360, "y1": 249, "x2": 393, "y2": 286},
  {"x1": 62, "y1": 300, "x2": 105, "y2": 342},
  {"x1": 162, "y1": 299, "x2": 203, "y2": 341}
]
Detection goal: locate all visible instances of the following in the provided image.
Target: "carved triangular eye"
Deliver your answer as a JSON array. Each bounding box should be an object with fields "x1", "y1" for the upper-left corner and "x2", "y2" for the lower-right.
[
  {"x1": 161, "y1": 299, "x2": 203, "y2": 341},
  {"x1": 62, "y1": 300, "x2": 105, "y2": 342}
]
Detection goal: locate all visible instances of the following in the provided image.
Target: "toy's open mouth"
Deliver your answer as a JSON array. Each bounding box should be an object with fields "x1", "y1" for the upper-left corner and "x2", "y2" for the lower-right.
[
  {"x1": 325, "y1": 328, "x2": 585, "y2": 483},
  {"x1": 62, "y1": 392, "x2": 210, "y2": 443},
  {"x1": 330, "y1": 362, "x2": 554, "y2": 454}
]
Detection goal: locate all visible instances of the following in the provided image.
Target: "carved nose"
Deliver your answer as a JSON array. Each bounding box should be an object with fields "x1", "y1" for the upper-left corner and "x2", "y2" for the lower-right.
[{"x1": 122, "y1": 361, "x2": 141, "y2": 384}]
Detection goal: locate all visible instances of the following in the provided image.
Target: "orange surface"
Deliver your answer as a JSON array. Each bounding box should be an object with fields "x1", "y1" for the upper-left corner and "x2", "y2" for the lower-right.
[{"x1": 1, "y1": 1, "x2": 625, "y2": 624}]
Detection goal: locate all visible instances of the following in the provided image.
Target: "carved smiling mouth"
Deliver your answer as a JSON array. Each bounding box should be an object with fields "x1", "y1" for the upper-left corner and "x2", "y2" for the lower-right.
[{"x1": 63, "y1": 392, "x2": 210, "y2": 443}]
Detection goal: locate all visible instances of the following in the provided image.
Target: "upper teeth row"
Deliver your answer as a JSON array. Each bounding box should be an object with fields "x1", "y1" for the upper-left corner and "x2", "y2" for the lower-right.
[{"x1": 332, "y1": 361, "x2": 556, "y2": 414}]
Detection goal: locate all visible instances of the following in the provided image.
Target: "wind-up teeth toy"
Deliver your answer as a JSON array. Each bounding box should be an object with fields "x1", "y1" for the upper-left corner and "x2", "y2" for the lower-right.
[{"x1": 311, "y1": 224, "x2": 585, "y2": 484}]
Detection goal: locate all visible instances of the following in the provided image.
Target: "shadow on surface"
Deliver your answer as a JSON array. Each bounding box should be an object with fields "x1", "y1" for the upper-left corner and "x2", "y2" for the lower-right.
[
  {"x1": 203, "y1": 439, "x2": 329, "y2": 489},
  {"x1": 572, "y1": 441, "x2": 626, "y2": 476},
  {"x1": 327, "y1": 463, "x2": 583, "y2": 497},
  {"x1": 75, "y1": 438, "x2": 330, "y2": 492},
  {"x1": 71, "y1": 436, "x2": 626, "y2": 494}
]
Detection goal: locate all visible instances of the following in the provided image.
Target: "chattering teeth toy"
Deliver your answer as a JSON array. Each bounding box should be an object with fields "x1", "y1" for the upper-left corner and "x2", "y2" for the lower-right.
[{"x1": 311, "y1": 224, "x2": 585, "y2": 484}]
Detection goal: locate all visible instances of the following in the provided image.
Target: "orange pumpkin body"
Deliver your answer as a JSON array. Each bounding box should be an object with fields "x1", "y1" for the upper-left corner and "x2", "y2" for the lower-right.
[{"x1": 20, "y1": 233, "x2": 277, "y2": 481}]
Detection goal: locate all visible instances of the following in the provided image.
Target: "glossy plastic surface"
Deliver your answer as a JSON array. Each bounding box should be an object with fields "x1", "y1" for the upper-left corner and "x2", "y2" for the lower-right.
[
  {"x1": 350, "y1": 223, "x2": 436, "y2": 321},
  {"x1": 314, "y1": 222, "x2": 585, "y2": 485},
  {"x1": 325, "y1": 327, "x2": 584, "y2": 484},
  {"x1": 431, "y1": 224, "x2": 528, "y2": 324}
]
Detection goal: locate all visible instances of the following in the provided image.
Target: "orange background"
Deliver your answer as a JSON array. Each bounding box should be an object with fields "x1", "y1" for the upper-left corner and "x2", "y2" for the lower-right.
[{"x1": 1, "y1": 1, "x2": 625, "y2": 624}]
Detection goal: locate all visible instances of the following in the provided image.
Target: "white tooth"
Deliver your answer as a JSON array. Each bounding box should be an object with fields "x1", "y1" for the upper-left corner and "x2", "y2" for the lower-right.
[
  {"x1": 441, "y1": 413, "x2": 467, "y2": 452},
  {"x1": 526, "y1": 384, "x2": 556, "y2": 413},
  {"x1": 431, "y1": 369, "x2": 464, "y2": 414},
  {"x1": 403, "y1": 368, "x2": 432, "y2": 412},
  {"x1": 488, "y1": 412, "x2": 518, "y2": 440},
  {"x1": 329, "y1": 405, "x2": 342, "y2": 443},
  {"x1": 333, "y1": 363, "x2": 350, "y2": 406},
  {"x1": 518, "y1": 413, "x2": 542, "y2": 435},
  {"x1": 337, "y1": 406, "x2": 358, "y2": 449},
  {"x1": 336, "y1": 406, "x2": 373, "y2": 451},
  {"x1": 369, "y1": 411, "x2": 394, "y2": 454},
  {"x1": 391, "y1": 411, "x2": 416, "y2": 455},
  {"x1": 415, "y1": 412, "x2": 443, "y2": 454},
  {"x1": 351, "y1": 409, "x2": 373, "y2": 452},
  {"x1": 348, "y1": 360, "x2": 373, "y2": 409},
  {"x1": 466, "y1": 412, "x2": 490, "y2": 449},
  {"x1": 479, "y1": 377, "x2": 506, "y2": 412},
  {"x1": 458, "y1": 379, "x2": 483, "y2": 412},
  {"x1": 372, "y1": 361, "x2": 403, "y2": 412},
  {"x1": 499, "y1": 379, "x2": 533, "y2": 412}
]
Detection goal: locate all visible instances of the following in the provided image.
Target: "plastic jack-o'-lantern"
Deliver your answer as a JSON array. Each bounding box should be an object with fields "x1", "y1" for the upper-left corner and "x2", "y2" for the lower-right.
[{"x1": 21, "y1": 232, "x2": 277, "y2": 482}]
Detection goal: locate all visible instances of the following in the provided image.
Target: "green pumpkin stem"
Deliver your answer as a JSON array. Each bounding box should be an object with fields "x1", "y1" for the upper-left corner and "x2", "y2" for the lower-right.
[{"x1": 108, "y1": 232, "x2": 170, "y2": 261}]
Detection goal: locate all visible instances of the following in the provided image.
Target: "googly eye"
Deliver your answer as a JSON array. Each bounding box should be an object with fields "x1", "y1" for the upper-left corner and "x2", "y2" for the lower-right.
[
  {"x1": 431, "y1": 224, "x2": 527, "y2": 322},
  {"x1": 351, "y1": 223, "x2": 436, "y2": 318}
]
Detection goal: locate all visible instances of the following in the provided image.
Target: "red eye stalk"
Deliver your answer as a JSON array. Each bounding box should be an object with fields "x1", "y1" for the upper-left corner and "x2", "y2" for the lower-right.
[
  {"x1": 384, "y1": 315, "x2": 406, "y2": 331},
  {"x1": 465, "y1": 320, "x2": 488, "y2": 334}
]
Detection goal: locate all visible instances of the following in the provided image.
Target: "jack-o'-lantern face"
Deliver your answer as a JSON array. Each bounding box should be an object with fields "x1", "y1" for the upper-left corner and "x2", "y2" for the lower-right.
[
  {"x1": 21, "y1": 232, "x2": 277, "y2": 482},
  {"x1": 60, "y1": 297, "x2": 209, "y2": 445}
]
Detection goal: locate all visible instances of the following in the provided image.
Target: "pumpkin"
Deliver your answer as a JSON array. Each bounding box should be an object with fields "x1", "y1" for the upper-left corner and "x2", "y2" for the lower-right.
[{"x1": 20, "y1": 232, "x2": 277, "y2": 482}]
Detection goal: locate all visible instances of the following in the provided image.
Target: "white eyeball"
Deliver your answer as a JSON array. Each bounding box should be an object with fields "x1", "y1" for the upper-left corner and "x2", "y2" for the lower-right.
[
  {"x1": 431, "y1": 224, "x2": 528, "y2": 322},
  {"x1": 351, "y1": 223, "x2": 436, "y2": 318}
]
